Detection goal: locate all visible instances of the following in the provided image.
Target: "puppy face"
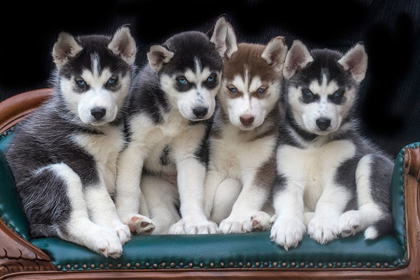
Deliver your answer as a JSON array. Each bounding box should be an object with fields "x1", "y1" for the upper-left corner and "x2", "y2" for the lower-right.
[
  {"x1": 159, "y1": 55, "x2": 222, "y2": 121},
  {"x1": 284, "y1": 41, "x2": 367, "y2": 135},
  {"x1": 53, "y1": 26, "x2": 136, "y2": 126},
  {"x1": 148, "y1": 31, "x2": 223, "y2": 121},
  {"x1": 219, "y1": 38, "x2": 287, "y2": 131}
]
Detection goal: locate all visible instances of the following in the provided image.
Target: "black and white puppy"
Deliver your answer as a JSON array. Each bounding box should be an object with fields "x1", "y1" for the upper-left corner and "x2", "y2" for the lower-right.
[
  {"x1": 270, "y1": 40, "x2": 393, "y2": 250},
  {"x1": 203, "y1": 23, "x2": 287, "y2": 233},
  {"x1": 114, "y1": 17, "x2": 231, "y2": 234},
  {"x1": 6, "y1": 26, "x2": 137, "y2": 257}
]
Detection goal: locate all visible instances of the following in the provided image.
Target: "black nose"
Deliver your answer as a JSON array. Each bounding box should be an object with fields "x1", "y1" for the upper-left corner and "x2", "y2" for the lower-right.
[
  {"x1": 316, "y1": 118, "x2": 331, "y2": 131},
  {"x1": 240, "y1": 115, "x2": 255, "y2": 127},
  {"x1": 193, "y1": 106, "x2": 208, "y2": 118},
  {"x1": 91, "y1": 107, "x2": 106, "y2": 120}
]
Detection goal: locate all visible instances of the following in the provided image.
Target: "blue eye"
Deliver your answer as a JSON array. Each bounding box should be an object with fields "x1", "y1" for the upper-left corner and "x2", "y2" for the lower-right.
[
  {"x1": 333, "y1": 89, "x2": 345, "y2": 98},
  {"x1": 75, "y1": 78, "x2": 86, "y2": 88},
  {"x1": 257, "y1": 87, "x2": 267, "y2": 94},
  {"x1": 302, "y1": 89, "x2": 313, "y2": 97},
  {"x1": 107, "y1": 76, "x2": 118, "y2": 86},
  {"x1": 177, "y1": 77, "x2": 188, "y2": 84},
  {"x1": 207, "y1": 75, "x2": 215, "y2": 83},
  {"x1": 228, "y1": 86, "x2": 238, "y2": 93}
]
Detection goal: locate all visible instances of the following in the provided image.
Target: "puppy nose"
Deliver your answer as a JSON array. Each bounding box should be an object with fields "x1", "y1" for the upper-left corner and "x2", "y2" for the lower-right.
[
  {"x1": 316, "y1": 117, "x2": 331, "y2": 131},
  {"x1": 240, "y1": 115, "x2": 255, "y2": 127},
  {"x1": 91, "y1": 107, "x2": 106, "y2": 120},
  {"x1": 193, "y1": 106, "x2": 208, "y2": 118}
]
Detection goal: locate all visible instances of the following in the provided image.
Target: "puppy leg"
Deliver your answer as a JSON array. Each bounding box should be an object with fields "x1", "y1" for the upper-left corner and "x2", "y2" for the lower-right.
[
  {"x1": 210, "y1": 178, "x2": 242, "y2": 224},
  {"x1": 219, "y1": 169, "x2": 271, "y2": 234},
  {"x1": 270, "y1": 177, "x2": 306, "y2": 251},
  {"x1": 339, "y1": 154, "x2": 393, "y2": 239},
  {"x1": 307, "y1": 182, "x2": 351, "y2": 244},
  {"x1": 31, "y1": 163, "x2": 123, "y2": 258},
  {"x1": 115, "y1": 144, "x2": 154, "y2": 235},
  {"x1": 140, "y1": 175, "x2": 180, "y2": 235},
  {"x1": 203, "y1": 169, "x2": 226, "y2": 219},
  {"x1": 84, "y1": 177, "x2": 131, "y2": 244}
]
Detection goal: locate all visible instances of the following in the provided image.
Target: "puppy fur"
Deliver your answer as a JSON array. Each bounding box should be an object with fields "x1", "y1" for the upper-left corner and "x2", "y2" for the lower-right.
[{"x1": 270, "y1": 40, "x2": 394, "y2": 250}]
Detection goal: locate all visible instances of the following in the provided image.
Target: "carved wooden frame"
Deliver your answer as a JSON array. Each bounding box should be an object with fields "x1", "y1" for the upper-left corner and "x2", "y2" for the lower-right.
[{"x1": 0, "y1": 89, "x2": 419, "y2": 279}]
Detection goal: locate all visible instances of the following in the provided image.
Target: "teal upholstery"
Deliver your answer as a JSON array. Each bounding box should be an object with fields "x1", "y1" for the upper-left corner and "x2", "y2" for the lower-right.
[{"x1": 0, "y1": 125, "x2": 411, "y2": 271}]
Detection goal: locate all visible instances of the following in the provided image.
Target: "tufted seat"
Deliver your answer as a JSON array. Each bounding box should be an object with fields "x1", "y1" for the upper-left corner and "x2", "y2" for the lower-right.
[{"x1": 0, "y1": 89, "x2": 419, "y2": 279}]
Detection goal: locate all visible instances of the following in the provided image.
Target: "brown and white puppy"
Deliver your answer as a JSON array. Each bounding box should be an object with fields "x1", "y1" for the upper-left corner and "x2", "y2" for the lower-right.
[{"x1": 203, "y1": 24, "x2": 287, "y2": 233}]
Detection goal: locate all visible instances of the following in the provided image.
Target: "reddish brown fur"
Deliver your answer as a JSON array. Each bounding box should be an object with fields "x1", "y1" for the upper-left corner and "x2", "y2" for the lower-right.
[{"x1": 223, "y1": 43, "x2": 279, "y2": 99}]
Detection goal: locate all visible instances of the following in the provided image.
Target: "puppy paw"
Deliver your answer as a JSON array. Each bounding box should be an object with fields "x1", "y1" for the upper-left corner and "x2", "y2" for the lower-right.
[
  {"x1": 124, "y1": 214, "x2": 155, "y2": 235},
  {"x1": 307, "y1": 214, "x2": 339, "y2": 244},
  {"x1": 338, "y1": 210, "x2": 361, "y2": 238},
  {"x1": 251, "y1": 211, "x2": 272, "y2": 231},
  {"x1": 219, "y1": 216, "x2": 253, "y2": 234},
  {"x1": 169, "y1": 218, "x2": 219, "y2": 234},
  {"x1": 91, "y1": 228, "x2": 123, "y2": 259},
  {"x1": 270, "y1": 217, "x2": 306, "y2": 251},
  {"x1": 114, "y1": 223, "x2": 131, "y2": 244},
  {"x1": 168, "y1": 219, "x2": 186, "y2": 234}
]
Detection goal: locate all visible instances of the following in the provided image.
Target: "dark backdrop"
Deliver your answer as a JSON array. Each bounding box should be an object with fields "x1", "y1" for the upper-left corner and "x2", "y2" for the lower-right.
[{"x1": 0, "y1": 0, "x2": 419, "y2": 158}]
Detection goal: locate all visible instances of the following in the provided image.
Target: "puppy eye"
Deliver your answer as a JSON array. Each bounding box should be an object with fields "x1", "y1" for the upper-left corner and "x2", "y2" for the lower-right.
[
  {"x1": 75, "y1": 78, "x2": 86, "y2": 88},
  {"x1": 206, "y1": 74, "x2": 216, "y2": 83},
  {"x1": 257, "y1": 87, "x2": 267, "y2": 94},
  {"x1": 228, "y1": 86, "x2": 238, "y2": 94},
  {"x1": 302, "y1": 88, "x2": 313, "y2": 97},
  {"x1": 177, "y1": 76, "x2": 188, "y2": 85},
  {"x1": 107, "y1": 76, "x2": 118, "y2": 86},
  {"x1": 333, "y1": 89, "x2": 345, "y2": 98}
]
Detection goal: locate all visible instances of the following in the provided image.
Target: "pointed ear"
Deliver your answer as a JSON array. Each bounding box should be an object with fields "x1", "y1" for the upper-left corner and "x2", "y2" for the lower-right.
[
  {"x1": 108, "y1": 25, "x2": 137, "y2": 65},
  {"x1": 338, "y1": 43, "x2": 368, "y2": 83},
  {"x1": 210, "y1": 16, "x2": 238, "y2": 59},
  {"x1": 261, "y1": 36, "x2": 288, "y2": 73},
  {"x1": 52, "y1": 32, "x2": 82, "y2": 67},
  {"x1": 147, "y1": 45, "x2": 174, "y2": 72},
  {"x1": 283, "y1": 40, "x2": 313, "y2": 80}
]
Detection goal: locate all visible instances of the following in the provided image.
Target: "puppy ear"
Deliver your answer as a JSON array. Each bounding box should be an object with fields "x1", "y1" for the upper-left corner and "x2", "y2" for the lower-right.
[
  {"x1": 147, "y1": 45, "x2": 174, "y2": 72},
  {"x1": 210, "y1": 16, "x2": 238, "y2": 59},
  {"x1": 52, "y1": 32, "x2": 82, "y2": 68},
  {"x1": 338, "y1": 43, "x2": 368, "y2": 83},
  {"x1": 262, "y1": 36, "x2": 288, "y2": 73},
  {"x1": 283, "y1": 40, "x2": 313, "y2": 80},
  {"x1": 108, "y1": 25, "x2": 137, "y2": 65}
]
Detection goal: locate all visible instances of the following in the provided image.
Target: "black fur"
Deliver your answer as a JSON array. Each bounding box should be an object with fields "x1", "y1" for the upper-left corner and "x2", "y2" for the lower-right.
[{"x1": 6, "y1": 34, "x2": 133, "y2": 238}]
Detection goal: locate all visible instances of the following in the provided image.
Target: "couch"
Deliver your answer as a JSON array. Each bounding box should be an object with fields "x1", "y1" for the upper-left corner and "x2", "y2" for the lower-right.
[{"x1": 0, "y1": 88, "x2": 419, "y2": 279}]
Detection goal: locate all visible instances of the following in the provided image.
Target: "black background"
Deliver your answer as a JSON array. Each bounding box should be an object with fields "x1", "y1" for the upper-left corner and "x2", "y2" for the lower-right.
[{"x1": 0, "y1": 0, "x2": 419, "y2": 158}]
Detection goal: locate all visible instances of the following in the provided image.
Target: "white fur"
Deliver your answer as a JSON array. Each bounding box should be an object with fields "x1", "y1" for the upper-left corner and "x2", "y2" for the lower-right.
[
  {"x1": 219, "y1": 71, "x2": 280, "y2": 131},
  {"x1": 272, "y1": 140, "x2": 356, "y2": 247},
  {"x1": 160, "y1": 66, "x2": 220, "y2": 121},
  {"x1": 288, "y1": 74, "x2": 356, "y2": 136},
  {"x1": 60, "y1": 65, "x2": 131, "y2": 126},
  {"x1": 339, "y1": 155, "x2": 384, "y2": 239},
  {"x1": 49, "y1": 163, "x2": 123, "y2": 258}
]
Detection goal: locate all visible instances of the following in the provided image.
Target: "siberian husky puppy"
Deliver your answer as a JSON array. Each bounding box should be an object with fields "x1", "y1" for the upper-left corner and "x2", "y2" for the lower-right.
[
  {"x1": 114, "y1": 17, "x2": 233, "y2": 234},
  {"x1": 270, "y1": 40, "x2": 393, "y2": 250},
  {"x1": 203, "y1": 23, "x2": 287, "y2": 233},
  {"x1": 6, "y1": 26, "x2": 138, "y2": 257}
]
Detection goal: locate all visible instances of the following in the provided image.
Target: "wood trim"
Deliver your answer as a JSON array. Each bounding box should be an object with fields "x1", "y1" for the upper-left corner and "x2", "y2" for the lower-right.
[
  {"x1": 0, "y1": 267, "x2": 414, "y2": 280},
  {"x1": 0, "y1": 88, "x2": 53, "y2": 134},
  {"x1": 403, "y1": 147, "x2": 420, "y2": 279}
]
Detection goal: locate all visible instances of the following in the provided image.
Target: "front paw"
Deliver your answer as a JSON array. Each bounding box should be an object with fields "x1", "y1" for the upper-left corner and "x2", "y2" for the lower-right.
[
  {"x1": 307, "y1": 214, "x2": 339, "y2": 244},
  {"x1": 169, "y1": 218, "x2": 219, "y2": 234},
  {"x1": 251, "y1": 211, "x2": 273, "y2": 231},
  {"x1": 338, "y1": 210, "x2": 361, "y2": 238},
  {"x1": 113, "y1": 223, "x2": 131, "y2": 245},
  {"x1": 122, "y1": 214, "x2": 155, "y2": 235},
  {"x1": 219, "y1": 216, "x2": 253, "y2": 234},
  {"x1": 270, "y1": 217, "x2": 306, "y2": 251}
]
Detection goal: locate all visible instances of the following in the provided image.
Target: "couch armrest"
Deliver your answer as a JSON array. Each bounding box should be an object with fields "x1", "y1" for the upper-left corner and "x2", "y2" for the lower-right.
[{"x1": 403, "y1": 146, "x2": 420, "y2": 279}]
